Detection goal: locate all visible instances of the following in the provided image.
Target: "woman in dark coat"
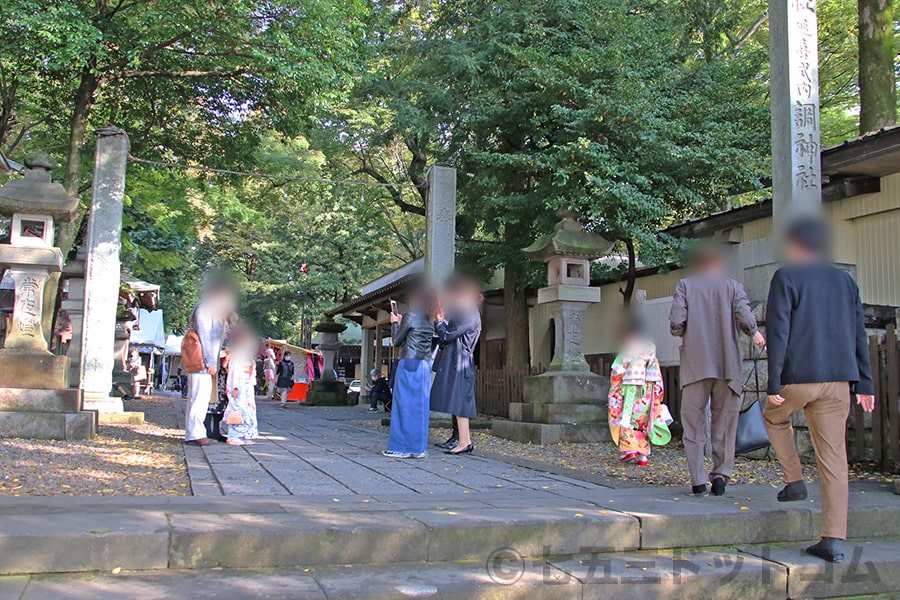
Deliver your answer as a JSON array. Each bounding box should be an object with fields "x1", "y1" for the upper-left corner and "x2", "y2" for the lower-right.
[{"x1": 431, "y1": 275, "x2": 482, "y2": 455}]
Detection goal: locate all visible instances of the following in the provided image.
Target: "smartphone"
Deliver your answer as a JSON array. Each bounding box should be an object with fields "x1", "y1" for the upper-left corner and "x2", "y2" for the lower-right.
[{"x1": 390, "y1": 299, "x2": 399, "y2": 315}]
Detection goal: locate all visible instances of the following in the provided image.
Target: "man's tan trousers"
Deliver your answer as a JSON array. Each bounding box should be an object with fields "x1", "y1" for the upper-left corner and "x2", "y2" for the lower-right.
[{"x1": 763, "y1": 381, "x2": 851, "y2": 539}]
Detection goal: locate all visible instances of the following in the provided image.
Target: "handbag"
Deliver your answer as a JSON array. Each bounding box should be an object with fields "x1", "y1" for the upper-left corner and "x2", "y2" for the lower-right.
[
  {"x1": 225, "y1": 410, "x2": 243, "y2": 426},
  {"x1": 735, "y1": 349, "x2": 771, "y2": 454}
]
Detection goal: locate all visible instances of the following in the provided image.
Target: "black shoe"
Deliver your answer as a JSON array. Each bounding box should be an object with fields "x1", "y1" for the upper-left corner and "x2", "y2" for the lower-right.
[
  {"x1": 444, "y1": 443, "x2": 474, "y2": 455},
  {"x1": 435, "y1": 437, "x2": 459, "y2": 450},
  {"x1": 692, "y1": 484, "x2": 708, "y2": 495},
  {"x1": 777, "y1": 480, "x2": 808, "y2": 502},
  {"x1": 805, "y1": 538, "x2": 844, "y2": 563},
  {"x1": 711, "y1": 475, "x2": 727, "y2": 496}
]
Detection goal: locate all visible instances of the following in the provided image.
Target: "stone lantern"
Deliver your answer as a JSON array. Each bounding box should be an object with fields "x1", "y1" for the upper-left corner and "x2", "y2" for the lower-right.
[
  {"x1": 0, "y1": 154, "x2": 95, "y2": 439},
  {"x1": 305, "y1": 318, "x2": 348, "y2": 405},
  {"x1": 493, "y1": 209, "x2": 614, "y2": 445}
]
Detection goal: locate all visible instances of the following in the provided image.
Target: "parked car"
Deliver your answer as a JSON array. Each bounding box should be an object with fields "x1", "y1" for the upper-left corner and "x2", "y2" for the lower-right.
[{"x1": 347, "y1": 379, "x2": 362, "y2": 405}]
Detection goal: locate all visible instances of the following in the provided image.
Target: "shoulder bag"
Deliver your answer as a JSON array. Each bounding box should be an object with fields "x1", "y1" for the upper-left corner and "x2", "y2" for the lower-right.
[{"x1": 735, "y1": 348, "x2": 771, "y2": 454}]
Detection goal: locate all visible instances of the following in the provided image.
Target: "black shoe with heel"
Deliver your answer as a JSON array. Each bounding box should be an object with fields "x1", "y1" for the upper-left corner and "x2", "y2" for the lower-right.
[{"x1": 444, "y1": 443, "x2": 474, "y2": 455}]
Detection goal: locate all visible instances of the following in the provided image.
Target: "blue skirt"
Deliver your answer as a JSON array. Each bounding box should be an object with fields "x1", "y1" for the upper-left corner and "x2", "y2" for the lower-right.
[{"x1": 386, "y1": 358, "x2": 433, "y2": 454}]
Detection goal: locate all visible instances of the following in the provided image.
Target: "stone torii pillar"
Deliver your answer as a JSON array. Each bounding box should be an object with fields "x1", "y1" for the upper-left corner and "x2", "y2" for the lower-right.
[
  {"x1": 80, "y1": 127, "x2": 130, "y2": 414},
  {"x1": 770, "y1": 0, "x2": 823, "y2": 230},
  {"x1": 424, "y1": 166, "x2": 457, "y2": 287}
]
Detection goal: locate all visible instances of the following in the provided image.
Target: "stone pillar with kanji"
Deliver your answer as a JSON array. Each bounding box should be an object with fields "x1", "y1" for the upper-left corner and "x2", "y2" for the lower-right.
[
  {"x1": 493, "y1": 209, "x2": 613, "y2": 445},
  {"x1": 0, "y1": 154, "x2": 95, "y2": 440}
]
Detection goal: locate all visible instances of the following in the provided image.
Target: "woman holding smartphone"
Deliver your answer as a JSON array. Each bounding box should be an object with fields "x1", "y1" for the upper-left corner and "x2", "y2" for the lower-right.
[{"x1": 383, "y1": 282, "x2": 437, "y2": 459}]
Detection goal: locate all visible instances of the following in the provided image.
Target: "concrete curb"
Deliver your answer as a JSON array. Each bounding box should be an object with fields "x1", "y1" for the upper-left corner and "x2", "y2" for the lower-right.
[
  {"x1": 7, "y1": 541, "x2": 900, "y2": 599},
  {"x1": 1, "y1": 488, "x2": 899, "y2": 576}
]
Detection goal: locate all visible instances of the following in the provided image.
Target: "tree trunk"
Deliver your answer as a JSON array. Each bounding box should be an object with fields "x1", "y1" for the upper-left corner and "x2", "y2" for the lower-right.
[
  {"x1": 858, "y1": 0, "x2": 897, "y2": 134},
  {"x1": 503, "y1": 260, "x2": 530, "y2": 369},
  {"x1": 65, "y1": 69, "x2": 99, "y2": 194},
  {"x1": 619, "y1": 237, "x2": 636, "y2": 307},
  {"x1": 56, "y1": 69, "x2": 99, "y2": 264}
]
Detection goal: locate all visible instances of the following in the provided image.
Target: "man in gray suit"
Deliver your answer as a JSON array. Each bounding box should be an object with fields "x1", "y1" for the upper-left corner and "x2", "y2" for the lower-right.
[{"x1": 669, "y1": 248, "x2": 765, "y2": 495}]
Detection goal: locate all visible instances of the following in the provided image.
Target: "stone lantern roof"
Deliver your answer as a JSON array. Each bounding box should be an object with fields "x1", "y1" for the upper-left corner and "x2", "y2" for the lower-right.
[
  {"x1": 0, "y1": 153, "x2": 79, "y2": 223},
  {"x1": 522, "y1": 208, "x2": 614, "y2": 262}
]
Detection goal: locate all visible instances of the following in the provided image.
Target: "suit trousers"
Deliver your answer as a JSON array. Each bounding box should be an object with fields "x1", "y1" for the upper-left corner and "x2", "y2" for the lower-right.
[
  {"x1": 763, "y1": 381, "x2": 850, "y2": 539},
  {"x1": 680, "y1": 378, "x2": 740, "y2": 486}
]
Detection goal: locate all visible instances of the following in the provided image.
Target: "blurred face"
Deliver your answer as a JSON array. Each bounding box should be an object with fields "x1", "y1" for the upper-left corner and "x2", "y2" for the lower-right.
[{"x1": 784, "y1": 238, "x2": 824, "y2": 263}]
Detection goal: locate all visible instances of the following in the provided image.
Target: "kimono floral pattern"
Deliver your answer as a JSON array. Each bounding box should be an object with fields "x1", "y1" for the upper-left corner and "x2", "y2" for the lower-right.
[
  {"x1": 225, "y1": 356, "x2": 259, "y2": 440},
  {"x1": 608, "y1": 343, "x2": 666, "y2": 457}
]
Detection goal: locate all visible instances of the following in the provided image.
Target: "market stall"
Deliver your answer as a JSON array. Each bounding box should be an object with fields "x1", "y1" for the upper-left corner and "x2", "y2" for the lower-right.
[
  {"x1": 129, "y1": 308, "x2": 166, "y2": 391},
  {"x1": 263, "y1": 339, "x2": 324, "y2": 402}
]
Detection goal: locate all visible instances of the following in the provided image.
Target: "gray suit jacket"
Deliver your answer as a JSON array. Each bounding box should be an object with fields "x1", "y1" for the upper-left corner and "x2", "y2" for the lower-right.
[{"x1": 669, "y1": 273, "x2": 757, "y2": 395}]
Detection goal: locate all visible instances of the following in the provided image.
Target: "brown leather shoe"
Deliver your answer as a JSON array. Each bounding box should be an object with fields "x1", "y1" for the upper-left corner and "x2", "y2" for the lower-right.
[{"x1": 185, "y1": 438, "x2": 211, "y2": 446}]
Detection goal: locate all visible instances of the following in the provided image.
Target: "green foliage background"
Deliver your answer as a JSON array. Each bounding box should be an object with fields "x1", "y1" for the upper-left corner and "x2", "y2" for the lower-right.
[{"x1": 0, "y1": 0, "x2": 894, "y2": 342}]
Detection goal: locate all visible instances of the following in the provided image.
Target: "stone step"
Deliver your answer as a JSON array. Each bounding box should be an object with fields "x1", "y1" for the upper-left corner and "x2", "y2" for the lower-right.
[
  {"x1": 1, "y1": 484, "x2": 898, "y2": 576},
  {"x1": 0, "y1": 387, "x2": 82, "y2": 413},
  {"x1": 509, "y1": 401, "x2": 608, "y2": 424},
  {"x1": 5, "y1": 539, "x2": 900, "y2": 599},
  {"x1": 0, "y1": 410, "x2": 95, "y2": 440},
  {"x1": 492, "y1": 419, "x2": 612, "y2": 444}
]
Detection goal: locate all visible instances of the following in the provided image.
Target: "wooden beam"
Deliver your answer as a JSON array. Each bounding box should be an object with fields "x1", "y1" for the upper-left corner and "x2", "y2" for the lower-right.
[{"x1": 821, "y1": 175, "x2": 880, "y2": 203}]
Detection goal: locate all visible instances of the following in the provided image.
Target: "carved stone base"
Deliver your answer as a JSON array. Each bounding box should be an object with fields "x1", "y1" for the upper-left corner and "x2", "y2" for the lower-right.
[
  {"x1": 0, "y1": 387, "x2": 95, "y2": 440},
  {"x1": 82, "y1": 393, "x2": 125, "y2": 414},
  {"x1": 306, "y1": 380, "x2": 351, "y2": 406},
  {"x1": 524, "y1": 371, "x2": 610, "y2": 404},
  {"x1": 0, "y1": 350, "x2": 69, "y2": 389},
  {"x1": 492, "y1": 420, "x2": 611, "y2": 445},
  {"x1": 492, "y1": 371, "x2": 611, "y2": 445}
]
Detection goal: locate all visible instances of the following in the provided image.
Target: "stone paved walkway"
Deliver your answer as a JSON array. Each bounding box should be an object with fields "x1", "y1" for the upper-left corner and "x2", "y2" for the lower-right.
[{"x1": 184, "y1": 399, "x2": 608, "y2": 497}]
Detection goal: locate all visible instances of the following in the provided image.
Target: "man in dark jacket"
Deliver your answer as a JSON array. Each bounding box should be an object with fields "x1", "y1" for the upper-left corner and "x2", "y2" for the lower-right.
[
  {"x1": 764, "y1": 216, "x2": 875, "y2": 563},
  {"x1": 367, "y1": 369, "x2": 392, "y2": 413}
]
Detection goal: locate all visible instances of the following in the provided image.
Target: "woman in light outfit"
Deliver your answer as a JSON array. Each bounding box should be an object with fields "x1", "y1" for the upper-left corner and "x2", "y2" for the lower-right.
[
  {"x1": 224, "y1": 326, "x2": 259, "y2": 446},
  {"x1": 263, "y1": 348, "x2": 277, "y2": 400}
]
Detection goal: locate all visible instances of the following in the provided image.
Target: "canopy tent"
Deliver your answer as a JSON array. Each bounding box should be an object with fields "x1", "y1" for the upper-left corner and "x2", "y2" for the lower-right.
[
  {"x1": 164, "y1": 334, "x2": 183, "y2": 356},
  {"x1": 130, "y1": 309, "x2": 166, "y2": 354}
]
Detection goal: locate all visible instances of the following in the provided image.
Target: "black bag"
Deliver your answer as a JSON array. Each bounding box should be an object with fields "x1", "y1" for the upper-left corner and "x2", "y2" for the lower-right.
[
  {"x1": 204, "y1": 412, "x2": 226, "y2": 441},
  {"x1": 735, "y1": 351, "x2": 771, "y2": 454}
]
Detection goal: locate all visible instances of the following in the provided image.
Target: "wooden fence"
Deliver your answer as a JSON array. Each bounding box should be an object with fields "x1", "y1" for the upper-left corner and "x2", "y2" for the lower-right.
[
  {"x1": 476, "y1": 366, "x2": 545, "y2": 418},
  {"x1": 476, "y1": 362, "x2": 684, "y2": 419},
  {"x1": 661, "y1": 366, "x2": 683, "y2": 421},
  {"x1": 849, "y1": 325, "x2": 900, "y2": 466}
]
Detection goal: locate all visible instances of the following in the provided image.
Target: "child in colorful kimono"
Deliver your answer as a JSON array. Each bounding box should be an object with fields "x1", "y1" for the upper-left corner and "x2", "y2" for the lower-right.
[
  {"x1": 608, "y1": 318, "x2": 670, "y2": 466},
  {"x1": 224, "y1": 326, "x2": 259, "y2": 446}
]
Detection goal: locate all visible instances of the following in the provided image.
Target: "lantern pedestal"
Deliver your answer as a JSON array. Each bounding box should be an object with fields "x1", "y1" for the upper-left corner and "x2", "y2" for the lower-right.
[
  {"x1": 493, "y1": 210, "x2": 613, "y2": 445},
  {"x1": 306, "y1": 320, "x2": 349, "y2": 406},
  {"x1": 0, "y1": 155, "x2": 95, "y2": 440}
]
